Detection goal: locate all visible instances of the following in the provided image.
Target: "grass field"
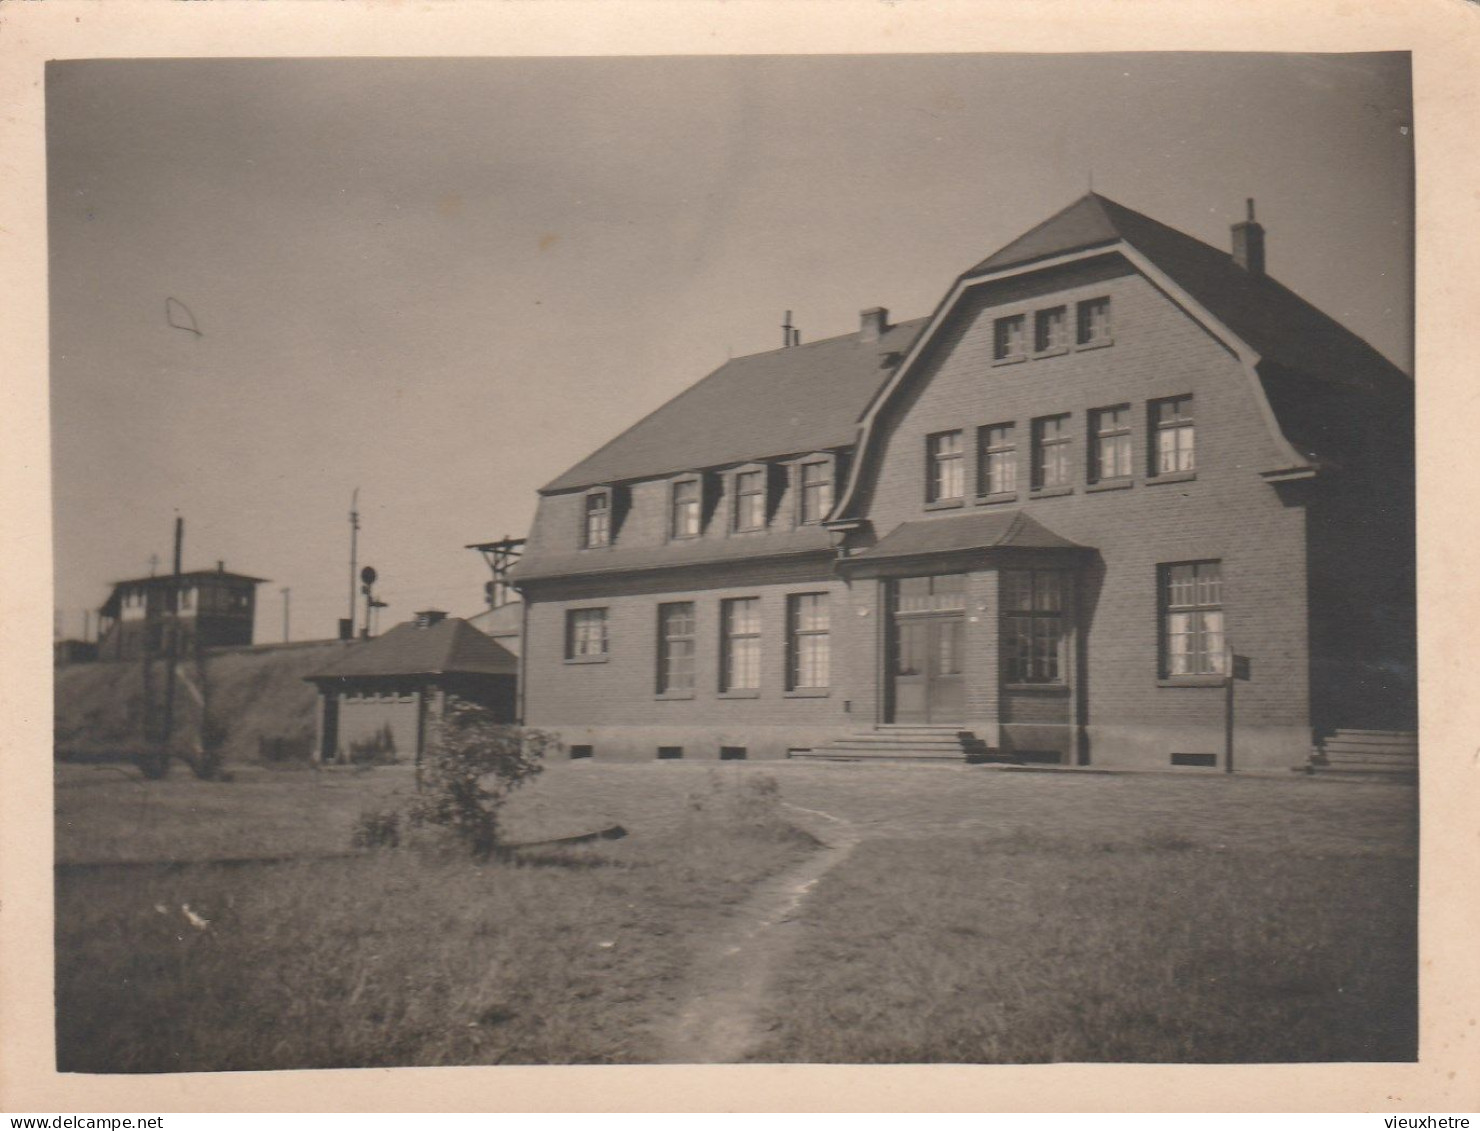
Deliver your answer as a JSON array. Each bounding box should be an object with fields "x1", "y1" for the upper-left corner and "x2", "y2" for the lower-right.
[
  {"x1": 53, "y1": 757, "x2": 1417, "y2": 1068},
  {"x1": 749, "y1": 833, "x2": 1416, "y2": 1063},
  {"x1": 55, "y1": 768, "x2": 812, "y2": 1071}
]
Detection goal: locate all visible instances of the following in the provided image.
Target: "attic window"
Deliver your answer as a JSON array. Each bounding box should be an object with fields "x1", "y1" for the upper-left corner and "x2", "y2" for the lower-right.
[
  {"x1": 583, "y1": 490, "x2": 612, "y2": 548},
  {"x1": 798, "y1": 459, "x2": 834, "y2": 525},
  {"x1": 993, "y1": 315, "x2": 1027, "y2": 362},
  {"x1": 671, "y1": 478, "x2": 702, "y2": 539},
  {"x1": 733, "y1": 469, "x2": 767, "y2": 532},
  {"x1": 1076, "y1": 297, "x2": 1112, "y2": 347}
]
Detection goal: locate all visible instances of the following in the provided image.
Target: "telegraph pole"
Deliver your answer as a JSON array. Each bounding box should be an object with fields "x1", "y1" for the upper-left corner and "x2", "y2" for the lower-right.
[
  {"x1": 280, "y1": 587, "x2": 291, "y2": 643},
  {"x1": 347, "y1": 488, "x2": 360, "y2": 638},
  {"x1": 161, "y1": 516, "x2": 183, "y2": 746}
]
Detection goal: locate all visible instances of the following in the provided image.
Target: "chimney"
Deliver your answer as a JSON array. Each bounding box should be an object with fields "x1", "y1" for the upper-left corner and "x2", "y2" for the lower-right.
[
  {"x1": 414, "y1": 609, "x2": 448, "y2": 629},
  {"x1": 216, "y1": 560, "x2": 224, "y2": 574},
  {"x1": 859, "y1": 307, "x2": 890, "y2": 343},
  {"x1": 1231, "y1": 198, "x2": 1265, "y2": 277}
]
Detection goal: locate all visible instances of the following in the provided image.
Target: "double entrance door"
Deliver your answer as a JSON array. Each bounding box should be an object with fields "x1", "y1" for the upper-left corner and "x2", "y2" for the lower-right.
[{"x1": 890, "y1": 574, "x2": 966, "y2": 725}]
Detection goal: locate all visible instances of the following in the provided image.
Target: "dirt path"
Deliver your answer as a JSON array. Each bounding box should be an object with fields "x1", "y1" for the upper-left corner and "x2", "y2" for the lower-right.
[{"x1": 651, "y1": 803, "x2": 862, "y2": 1064}]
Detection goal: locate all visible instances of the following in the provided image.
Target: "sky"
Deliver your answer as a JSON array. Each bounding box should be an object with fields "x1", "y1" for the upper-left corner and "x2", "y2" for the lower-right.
[{"x1": 47, "y1": 52, "x2": 1413, "y2": 643}]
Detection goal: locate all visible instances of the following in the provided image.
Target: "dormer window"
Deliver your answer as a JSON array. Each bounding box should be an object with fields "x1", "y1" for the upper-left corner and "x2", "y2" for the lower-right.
[
  {"x1": 733, "y1": 469, "x2": 767, "y2": 532},
  {"x1": 671, "y1": 478, "x2": 702, "y2": 539},
  {"x1": 798, "y1": 459, "x2": 834, "y2": 525},
  {"x1": 583, "y1": 490, "x2": 612, "y2": 548},
  {"x1": 1076, "y1": 297, "x2": 1112, "y2": 347}
]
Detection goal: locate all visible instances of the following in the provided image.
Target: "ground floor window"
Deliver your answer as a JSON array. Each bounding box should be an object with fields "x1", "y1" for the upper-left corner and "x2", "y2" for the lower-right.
[
  {"x1": 565, "y1": 607, "x2": 608, "y2": 659},
  {"x1": 787, "y1": 593, "x2": 830, "y2": 690},
  {"x1": 1161, "y1": 560, "x2": 1225, "y2": 676},
  {"x1": 1002, "y1": 570, "x2": 1068, "y2": 684},
  {"x1": 720, "y1": 597, "x2": 761, "y2": 691},
  {"x1": 657, "y1": 601, "x2": 696, "y2": 693}
]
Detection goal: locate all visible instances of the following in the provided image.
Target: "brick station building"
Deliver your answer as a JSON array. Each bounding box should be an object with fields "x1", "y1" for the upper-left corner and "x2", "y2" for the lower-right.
[{"x1": 510, "y1": 193, "x2": 1415, "y2": 771}]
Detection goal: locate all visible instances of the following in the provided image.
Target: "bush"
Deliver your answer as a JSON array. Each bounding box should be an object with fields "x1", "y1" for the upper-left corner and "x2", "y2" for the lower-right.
[
  {"x1": 348, "y1": 723, "x2": 398, "y2": 765},
  {"x1": 258, "y1": 731, "x2": 315, "y2": 764},
  {"x1": 351, "y1": 807, "x2": 402, "y2": 850},
  {"x1": 409, "y1": 699, "x2": 558, "y2": 860}
]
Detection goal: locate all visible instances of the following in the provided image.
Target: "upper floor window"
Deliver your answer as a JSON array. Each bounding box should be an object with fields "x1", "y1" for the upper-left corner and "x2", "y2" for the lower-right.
[
  {"x1": 993, "y1": 314, "x2": 1027, "y2": 362},
  {"x1": 1034, "y1": 306, "x2": 1068, "y2": 353},
  {"x1": 1160, "y1": 561, "x2": 1224, "y2": 677},
  {"x1": 787, "y1": 593, "x2": 830, "y2": 691},
  {"x1": 1076, "y1": 297, "x2": 1112, "y2": 347},
  {"x1": 583, "y1": 490, "x2": 612, "y2": 548},
  {"x1": 1090, "y1": 405, "x2": 1133, "y2": 483},
  {"x1": 657, "y1": 602, "x2": 696, "y2": 693},
  {"x1": 1002, "y1": 570, "x2": 1068, "y2": 684},
  {"x1": 565, "y1": 607, "x2": 609, "y2": 660},
  {"x1": 1032, "y1": 414, "x2": 1072, "y2": 490},
  {"x1": 720, "y1": 597, "x2": 762, "y2": 692},
  {"x1": 799, "y1": 460, "x2": 833, "y2": 525},
  {"x1": 671, "y1": 478, "x2": 701, "y2": 539},
  {"x1": 978, "y1": 423, "x2": 1017, "y2": 497},
  {"x1": 733, "y1": 470, "x2": 766, "y2": 532},
  {"x1": 926, "y1": 430, "x2": 965, "y2": 503},
  {"x1": 1151, "y1": 396, "x2": 1196, "y2": 475}
]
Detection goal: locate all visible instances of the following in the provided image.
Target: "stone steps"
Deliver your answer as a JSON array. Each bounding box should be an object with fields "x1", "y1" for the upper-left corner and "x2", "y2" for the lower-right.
[
  {"x1": 1310, "y1": 729, "x2": 1418, "y2": 778},
  {"x1": 791, "y1": 726, "x2": 982, "y2": 763}
]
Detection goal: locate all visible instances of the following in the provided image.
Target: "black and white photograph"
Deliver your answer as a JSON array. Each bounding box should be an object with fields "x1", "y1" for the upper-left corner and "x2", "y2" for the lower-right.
[{"x1": 8, "y1": 3, "x2": 1475, "y2": 1110}]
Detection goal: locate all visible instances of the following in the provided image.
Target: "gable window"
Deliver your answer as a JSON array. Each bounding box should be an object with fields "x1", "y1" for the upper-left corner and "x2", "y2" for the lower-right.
[
  {"x1": 977, "y1": 423, "x2": 1017, "y2": 497},
  {"x1": 671, "y1": 478, "x2": 701, "y2": 539},
  {"x1": 1031, "y1": 414, "x2": 1072, "y2": 490},
  {"x1": 734, "y1": 470, "x2": 766, "y2": 532},
  {"x1": 565, "y1": 607, "x2": 608, "y2": 660},
  {"x1": 1034, "y1": 306, "x2": 1068, "y2": 353},
  {"x1": 1002, "y1": 570, "x2": 1068, "y2": 684},
  {"x1": 993, "y1": 314, "x2": 1027, "y2": 362},
  {"x1": 787, "y1": 593, "x2": 830, "y2": 691},
  {"x1": 926, "y1": 430, "x2": 965, "y2": 503},
  {"x1": 1076, "y1": 297, "x2": 1112, "y2": 347},
  {"x1": 1151, "y1": 396, "x2": 1196, "y2": 475},
  {"x1": 720, "y1": 597, "x2": 762, "y2": 693},
  {"x1": 1090, "y1": 405, "x2": 1133, "y2": 483},
  {"x1": 583, "y1": 490, "x2": 612, "y2": 548},
  {"x1": 799, "y1": 460, "x2": 833, "y2": 525},
  {"x1": 657, "y1": 602, "x2": 696, "y2": 694},
  {"x1": 1160, "y1": 561, "x2": 1225, "y2": 677}
]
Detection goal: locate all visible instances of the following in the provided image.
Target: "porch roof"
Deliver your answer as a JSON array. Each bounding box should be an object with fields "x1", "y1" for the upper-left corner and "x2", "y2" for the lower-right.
[{"x1": 847, "y1": 510, "x2": 1089, "y2": 565}]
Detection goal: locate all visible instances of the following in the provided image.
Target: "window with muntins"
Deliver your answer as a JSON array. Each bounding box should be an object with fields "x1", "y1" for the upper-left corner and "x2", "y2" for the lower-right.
[
  {"x1": 978, "y1": 423, "x2": 1017, "y2": 496},
  {"x1": 787, "y1": 593, "x2": 830, "y2": 690},
  {"x1": 734, "y1": 470, "x2": 766, "y2": 531},
  {"x1": 583, "y1": 491, "x2": 611, "y2": 547},
  {"x1": 720, "y1": 597, "x2": 762, "y2": 692},
  {"x1": 1034, "y1": 306, "x2": 1068, "y2": 352},
  {"x1": 993, "y1": 314, "x2": 1027, "y2": 361},
  {"x1": 671, "y1": 479, "x2": 701, "y2": 538},
  {"x1": 1151, "y1": 396, "x2": 1196, "y2": 475},
  {"x1": 566, "y1": 607, "x2": 608, "y2": 659},
  {"x1": 1002, "y1": 570, "x2": 1068, "y2": 684},
  {"x1": 657, "y1": 602, "x2": 696, "y2": 692},
  {"x1": 799, "y1": 460, "x2": 833, "y2": 525},
  {"x1": 927, "y1": 430, "x2": 965, "y2": 503},
  {"x1": 1076, "y1": 297, "x2": 1111, "y2": 346},
  {"x1": 1161, "y1": 561, "x2": 1225, "y2": 677},
  {"x1": 1090, "y1": 405, "x2": 1133, "y2": 482},
  {"x1": 1032, "y1": 414, "x2": 1072, "y2": 490}
]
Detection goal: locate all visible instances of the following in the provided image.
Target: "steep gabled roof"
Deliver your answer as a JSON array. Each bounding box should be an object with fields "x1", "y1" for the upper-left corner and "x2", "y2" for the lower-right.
[
  {"x1": 304, "y1": 617, "x2": 517, "y2": 680},
  {"x1": 968, "y1": 193, "x2": 1408, "y2": 394},
  {"x1": 541, "y1": 318, "x2": 928, "y2": 494}
]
